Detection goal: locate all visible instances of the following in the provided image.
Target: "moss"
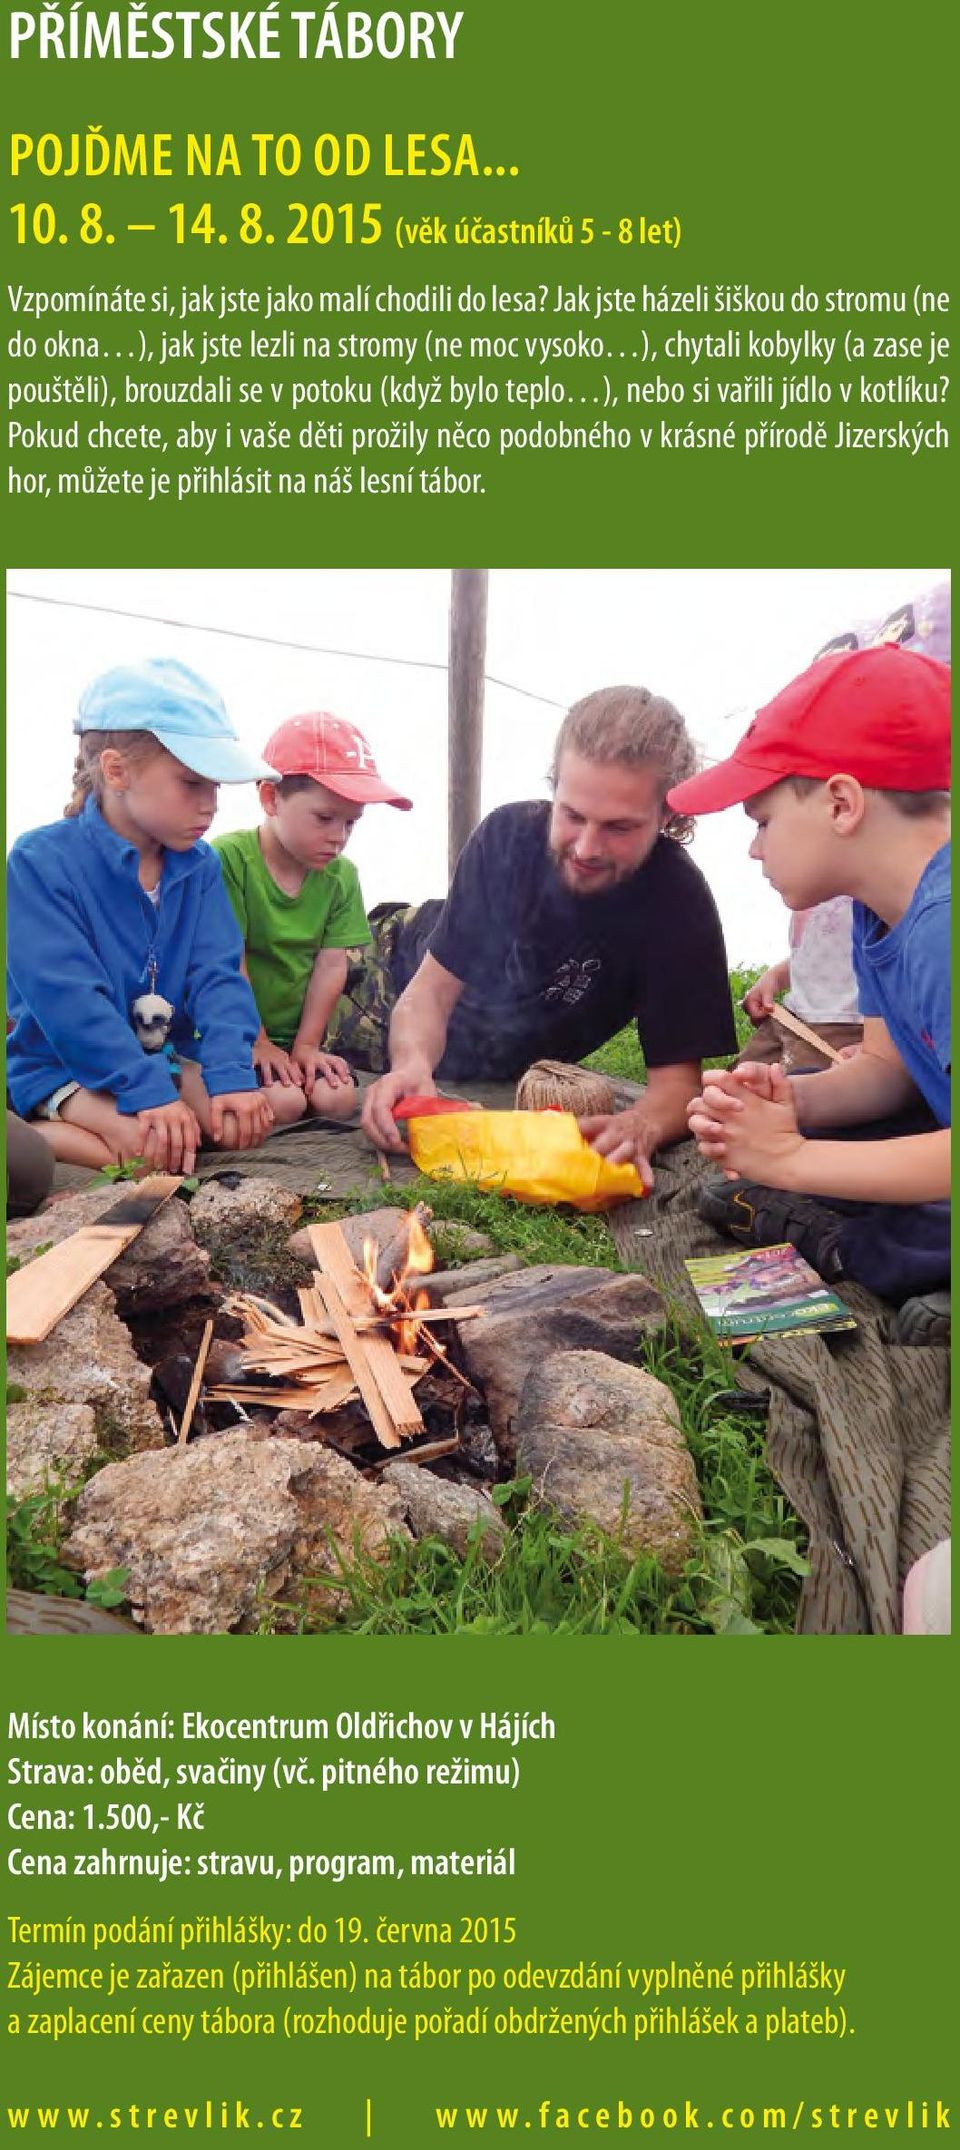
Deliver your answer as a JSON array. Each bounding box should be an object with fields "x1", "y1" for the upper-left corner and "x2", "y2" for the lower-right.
[
  {"x1": 91, "y1": 1406, "x2": 134, "y2": 1463},
  {"x1": 203, "y1": 1220, "x2": 313, "y2": 1297}
]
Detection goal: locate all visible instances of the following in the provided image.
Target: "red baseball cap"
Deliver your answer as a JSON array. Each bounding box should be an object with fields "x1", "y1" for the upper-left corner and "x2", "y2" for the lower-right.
[
  {"x1": 666, "y1": 646, "x2": 951, "y2": 816},
  {"x1": 262, "y1": 712, "x2": 412, "y2": 809}
]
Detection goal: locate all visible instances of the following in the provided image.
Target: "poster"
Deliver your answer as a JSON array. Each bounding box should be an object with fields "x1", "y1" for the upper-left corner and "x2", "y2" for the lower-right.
[{"x1": 2, "y1": 5, "x2": 953, "y2": 2149}]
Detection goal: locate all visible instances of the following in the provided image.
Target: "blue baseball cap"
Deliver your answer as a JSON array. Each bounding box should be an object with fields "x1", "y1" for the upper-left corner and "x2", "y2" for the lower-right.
[{"x1": 75, "y1": 659, "x2": 276, "y2": 783}]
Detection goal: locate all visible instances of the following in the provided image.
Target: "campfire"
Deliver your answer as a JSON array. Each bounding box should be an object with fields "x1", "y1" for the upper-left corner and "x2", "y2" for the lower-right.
[{"x1": 207, "y1": 1210, "x2": 482, "y2": 1452}]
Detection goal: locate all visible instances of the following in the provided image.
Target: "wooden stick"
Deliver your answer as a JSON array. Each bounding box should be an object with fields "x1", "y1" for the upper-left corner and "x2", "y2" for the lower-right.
[
  {"x1": 769, "y1": 1002, "x2": 844, "y2": 1066},
  {"x1": 309, "y1": 1220, "x2": 425, "y2": 1443},
  {"x1": 7, "y1": 1174, "x2": 182, "y2": 1344},
  {"x1": 377, "y1": 1436, "x2": 460, "y2": 1474},
  {"x1": 178, "y1": 1319, "x2": 214, "y2": 1446},
  {"x1": 356, "y1": 1305, "x2": 483, "y2": 1330},
  {"x1": 377, "y1": 1153, "x2": 393, "y2": 1183},
  {"x1": 313, "y1": 1272, "x2": 416, "y2": 1447}
]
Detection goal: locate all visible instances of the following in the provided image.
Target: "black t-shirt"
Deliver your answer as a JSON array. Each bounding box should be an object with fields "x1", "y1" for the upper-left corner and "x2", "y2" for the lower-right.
[{"x1": 395, "y1": 801, "x2": 738, "y2": 1082}]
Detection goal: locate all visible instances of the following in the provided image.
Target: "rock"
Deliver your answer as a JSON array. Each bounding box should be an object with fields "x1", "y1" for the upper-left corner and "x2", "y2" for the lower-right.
[
  {"x1": 7, "y1": 1182, "x2": 131, "y2": 1260},
  {"x1": 64, "y1": 1430, "x2": 411, "y2": 1634},
  {"x1": 272, "y1": 1408, "x2": 330, "y2": 1442},
  {"x1": 287, "y1": 1204, "x2": 410, "y2": 1270},
  {"x1": 428, "y1": 1223, "x2": 496, "y2": 1261},
  {"x1": 6, "y1": 1400, "x2": 98, "y2": 1504},
  {"x1": 445, "y1": 1264, "x2": 666, "y2": 1465},
  {"x1": 7, "y1": 1283, "x2": 164, "y2": 1489},
  {"x1": 516, "y1": 1350, "x2": 701, "y2": 1575},
  {"x1": 339, "y1": 1207, "x2": 413, "y2": 1269},
  {"x1": 188, "y1": 1178, "x2": 307, "y2": 1293},
  {"x1": 7, "y1": 1184, "x2": 211, "y2": 1314},
  {"x1": 424, "y1": 1255, "x2": 523, "y2": 1303},
  {"x1": 190, "y1": 1178, "x2": 303, "y2": 1242},
  {"x1": 106, "y1": 1199, "x2": 212, "y2": 1313},
  {"x1": 385, "y1": 1461, "x2": 506, "y2": 1561}
]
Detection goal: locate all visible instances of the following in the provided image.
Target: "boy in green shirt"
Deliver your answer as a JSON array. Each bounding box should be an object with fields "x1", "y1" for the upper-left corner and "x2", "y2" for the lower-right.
[{"x1": 214, "y1": 713, "x2": 412, "y2": 1125}]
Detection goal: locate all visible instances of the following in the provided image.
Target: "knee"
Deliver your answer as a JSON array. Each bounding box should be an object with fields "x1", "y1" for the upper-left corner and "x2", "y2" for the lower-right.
[
  {"x1": 259, "y1": 1082, "x2": 308, "y2": 1128},
  {"x1": 308, "y1": 1076, "x2": 359, "y2": 1123}
]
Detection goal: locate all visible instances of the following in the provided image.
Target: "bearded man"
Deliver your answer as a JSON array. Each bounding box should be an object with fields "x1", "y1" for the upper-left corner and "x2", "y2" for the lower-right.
[{"x1": 355, "y1": 685, "x2": 738, "y2": 1183}]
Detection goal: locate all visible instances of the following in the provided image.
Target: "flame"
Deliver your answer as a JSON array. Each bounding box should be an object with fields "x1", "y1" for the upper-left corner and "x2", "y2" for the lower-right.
[
  {"x1": 361, "y1": 1214, "x2": 436, "y2": 1355},
  {"x1": 403, "y1": 1213, "x2": 434, "y2": 1282}
]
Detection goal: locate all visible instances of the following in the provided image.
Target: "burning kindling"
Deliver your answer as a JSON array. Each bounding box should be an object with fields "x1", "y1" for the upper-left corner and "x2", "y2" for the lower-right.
[{"x1": 213, "y1": 1214, "x2": 479, "y2": 1450}]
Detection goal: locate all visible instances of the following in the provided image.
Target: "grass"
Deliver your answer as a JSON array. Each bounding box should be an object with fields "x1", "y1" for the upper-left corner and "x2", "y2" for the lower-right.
[
  {"x1": 332, "y1": 1174, "x2": 620, "y2": 1271},
  {"x1": 584, "y1": 962, "x2": 762, "y2": 1084},
  {"x1": 6, "y1": 1477, "x2": 129, "y2": 1610}
]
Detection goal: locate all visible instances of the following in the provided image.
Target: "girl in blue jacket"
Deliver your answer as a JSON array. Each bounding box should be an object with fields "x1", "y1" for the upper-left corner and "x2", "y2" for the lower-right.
[{"x1": 7, "y1": 659, "x2": 276, "y2": 1176}]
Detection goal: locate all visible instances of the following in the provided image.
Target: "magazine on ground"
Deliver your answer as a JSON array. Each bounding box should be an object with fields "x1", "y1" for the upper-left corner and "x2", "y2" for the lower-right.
[{"x1": 684, "y1": 1242, "x2": 858, "y2": 1346}]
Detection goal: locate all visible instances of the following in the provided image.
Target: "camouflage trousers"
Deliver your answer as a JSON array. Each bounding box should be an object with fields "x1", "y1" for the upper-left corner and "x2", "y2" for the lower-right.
[{"x1": 324, "y1": 902, "x2": 415, "y2": 1073}]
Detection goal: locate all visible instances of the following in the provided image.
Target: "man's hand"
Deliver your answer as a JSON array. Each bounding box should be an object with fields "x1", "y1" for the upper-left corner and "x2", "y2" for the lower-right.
[
  {"x1": 292, "y1": 1044, "x2": 354, "y2": 1094},
  {"x1": 577, "y1": 1108, "x2": 656, "y2": 1191},
  {"x1": 742, "y1": 961, "x2": 789, "y2": 1025},
  {"x1": 134, "y1": 1099, "x2": 203, "y2": 1175},
  {"x1": 209, "y1": 1088, "x2": 274, "y2": 1151},
  {"x1": 688, "y1": 1063, "x2": 805, "y2": 1185},
  {"x1": 253, "y1": 1038, "x2": 300, "y2": 1088},
  {"x1": 361, "y1": 1066, "x2": 437, "y2": 1152}
]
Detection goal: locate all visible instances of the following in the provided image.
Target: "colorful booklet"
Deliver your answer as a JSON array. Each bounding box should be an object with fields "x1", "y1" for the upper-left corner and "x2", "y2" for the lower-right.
[{"x1": 684, "y1": 1242, "x2": 857, "y2": 1346}]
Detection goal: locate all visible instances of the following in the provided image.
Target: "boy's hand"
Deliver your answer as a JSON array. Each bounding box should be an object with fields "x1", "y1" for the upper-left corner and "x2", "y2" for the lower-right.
[
  {"x1": 742, "y1": 963, "x2": 788, "y2": 1024},
  {"x1": 689, "y1": 1063, "x2": 806, "y2": 1185},
  {"x1": 135, "y1": 1100, "x2": 202, "y2": 1175},
  {"x1": 291, "y1": 1044, "x2": 354, "y2": 1094},
  {"x1": 209, "y1": 1089, "x2": 274, "y2": 1150},
  {"x1": 253, "y1": 1038, "x2": 300, "y2": 1087}
]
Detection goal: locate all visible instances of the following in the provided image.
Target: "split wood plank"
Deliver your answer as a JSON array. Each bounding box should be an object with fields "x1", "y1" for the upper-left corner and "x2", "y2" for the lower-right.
[
  {"x1": 309, "y1": 1219, "x2": 425, "y2": 1443},
  {"x1": 208, "y1": 1355, "x2": 429, "y2": 1417},
  {"x1": 313, "y1": 1271, "x2": 417, "y2": 1447},
  {"x1": 178, "y1": 1319, "x2": 215, "y2": 1446},
  {"x1": 769, "y1": 1002, "x2": 844, "y2": 1066},
  {"x1": 6, "y1": 1175, "x2": 182, "y2": 1345}
]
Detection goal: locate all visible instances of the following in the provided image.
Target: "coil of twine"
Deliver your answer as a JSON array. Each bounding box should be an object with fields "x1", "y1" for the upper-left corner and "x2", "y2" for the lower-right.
[{"x1": 514, "y1": 1059, "x2": 616, "y2": 1116}]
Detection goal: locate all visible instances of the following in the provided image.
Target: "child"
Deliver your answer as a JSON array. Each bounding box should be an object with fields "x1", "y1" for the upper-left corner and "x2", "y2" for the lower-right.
[
  {"x1": 213, "y1": 712, "x2": 411, "y2": 1126},
  {"x1": 7, "y1": 659, "x2": 275, "y2": 1176},
  {"x1": 666, "y1": 644, "x2": 950, "y2": 1336},
  {"x1": 738, "y1": 580, "x2": 950, "y2": 1073},
  {"x1": 739, "y1": 900, "x2": 864, "y2": 1070}
]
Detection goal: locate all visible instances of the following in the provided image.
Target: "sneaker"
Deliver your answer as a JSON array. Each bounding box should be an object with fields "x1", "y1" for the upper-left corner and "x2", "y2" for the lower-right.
[
  {"x1": 698, "y1": 1176, "x2": 845, "y2": 1282},
  {"x1": 888, "y1": 1291, "x2": 951, "y2": 1348}
]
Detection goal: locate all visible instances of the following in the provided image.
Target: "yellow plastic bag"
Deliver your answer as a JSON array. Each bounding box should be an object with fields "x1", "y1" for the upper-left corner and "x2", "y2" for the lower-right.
[{"x1": 405, "y1": 1109, "x2": 647, "y2": 1213}]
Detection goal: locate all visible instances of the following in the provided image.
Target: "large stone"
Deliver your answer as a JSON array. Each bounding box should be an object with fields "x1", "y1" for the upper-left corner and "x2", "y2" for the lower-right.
[
  {"x1": 516, "y1": 1350, "x2": 701, "y2": 1575},
  {"x1": 64, "y1": 1430, "x2": 411, "y2": 1634},
  {"x1": 424, "y1": 1255, "x2": 523, "y2": 1303},
  {"x1": 445, "y1": 1264, "x2": 666, "y2": 1464},
  {"x1": 427, "y1": 1223, "x2": 496, "y2": 1261},
  {"x1": 7, "y1": 1184, "x2": 211, "y2": 1314},
  {"x1": 385, "y1": 1461, "x2": 506, "y2": 1561},
  {"x1": 190, "y1": 1178, "x2": 303, "y2": 1243},
  {"x1": 6, "y1": 1401, "x2": 98, "y2": 1504},
  {"x1": 106, "y1": 1199, "x2": 212, "y2": 1313},
  {"x1": 287, "y1": 1205, "x2": 409, "y2": 1270},
  {"x1": 189, "y1": 1178, "x2": 306, "y2": 1293},
  {"x1": 7, "y1": 1283, "x2": 164, "y2": 1485}
]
